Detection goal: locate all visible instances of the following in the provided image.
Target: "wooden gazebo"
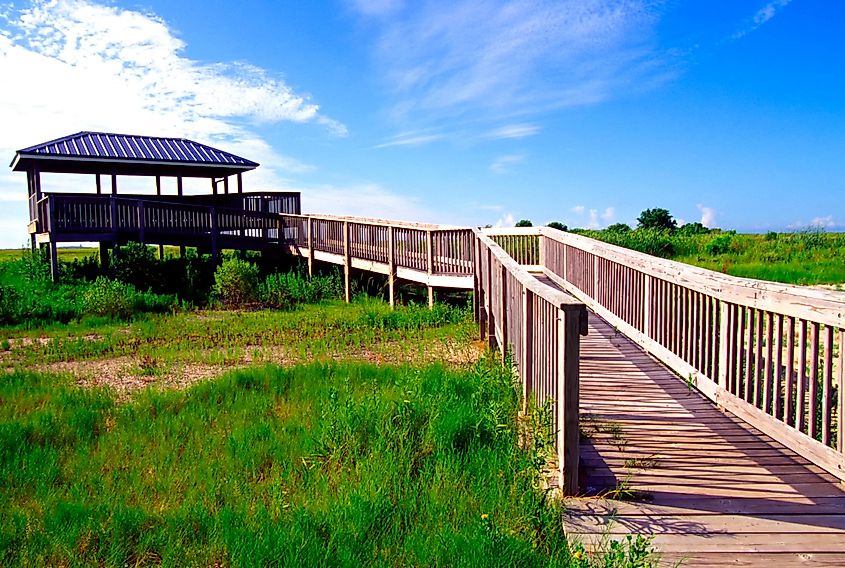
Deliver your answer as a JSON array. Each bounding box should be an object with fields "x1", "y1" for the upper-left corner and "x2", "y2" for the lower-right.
[{"x1": 11, "y1": 131, "x2": 300, "y2": 278}]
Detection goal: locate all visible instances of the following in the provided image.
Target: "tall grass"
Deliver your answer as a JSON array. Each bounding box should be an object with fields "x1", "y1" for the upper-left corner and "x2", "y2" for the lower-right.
[
  {"x1": 0, "y1": 359, "x2": 655, "y2": 566},
  {"x1": 575, "y1": 229, "x2": 845, "y2": 285}
]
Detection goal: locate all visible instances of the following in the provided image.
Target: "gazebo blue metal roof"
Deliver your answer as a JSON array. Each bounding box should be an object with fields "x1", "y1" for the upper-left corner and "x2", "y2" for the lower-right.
[{"x1": 10, "y1": 131, "x2": 259, "y2": 177}]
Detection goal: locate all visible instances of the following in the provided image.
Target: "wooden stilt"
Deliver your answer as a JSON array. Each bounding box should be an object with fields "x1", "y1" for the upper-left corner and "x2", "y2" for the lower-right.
[
  {"x1": 343, "y1": 220, "x2": 350, "y2": 303},
  {"x1": 49, "y1": 241, "x2": 58, "y2": 281},
  {"x1": 99, "y1": 241, "x2": 110, "y2": 271},
  {"x1": 307, "y1": 217, "x2": 314, "y2": 277},
  {"x1": 388, "y1": 226, "x2": 396, "y2": 309}
]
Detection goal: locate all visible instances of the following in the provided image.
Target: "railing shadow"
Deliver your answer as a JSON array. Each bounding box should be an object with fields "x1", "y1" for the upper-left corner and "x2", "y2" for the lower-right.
[{"x1": 573, "y1": 312, "x2": 845, "y2": 535}]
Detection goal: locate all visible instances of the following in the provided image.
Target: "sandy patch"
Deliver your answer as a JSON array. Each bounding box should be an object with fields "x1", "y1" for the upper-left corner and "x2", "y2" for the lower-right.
[{"x1": 38, "y1": 339, "x2": 484, "y2": 399}]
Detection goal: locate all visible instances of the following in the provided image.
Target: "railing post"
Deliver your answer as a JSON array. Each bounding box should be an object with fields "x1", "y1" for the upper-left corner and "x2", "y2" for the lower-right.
[
  {"x1": 343, "y1": 220, "x2": 351, "y2": 303},
  {"x1": 307, "y1": 217, "x2": 314, "y2": 277},
  {"x1": 522, "y1": 288, "x2": 534, "y2": 411},
  {"x1": 487, "y1": 247, "x2": 495, "y2": 350},
  {"x1": 558, "y1": 306, "x2": 581, "y2": 495},
  {"x1": 475, "y1": 235, "x2": 485, "y2": 339},
  {"x1": 138, "y1": 200, "x2": 146, "y2": 244},
  {"x1": 109, "y1": 196, "x2": 117, "y2": 235},
  {"x1": 388, "y1": 226, "x2": 396, "y2": 309},
  {"x1": 839, "y1": 329, "x2": 844, "y2": 454},
  {"x1": 210, "y1": 206, "x2": 219, "y2": 266},
  {"x1": 427, "y1": 230, "x2": 434, "y2": 308},
  {"x1": 500, "y1": 263, "x2": 508, "y2": 362},
  {"x1": 643, "y1": 274, "x2": 652, "y2": 337}
]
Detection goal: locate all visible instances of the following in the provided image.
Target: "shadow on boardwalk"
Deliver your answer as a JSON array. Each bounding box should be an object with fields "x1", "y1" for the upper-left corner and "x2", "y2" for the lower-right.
[{"x1": 565, "y1": 313, "x2": 845, "y2": 567}]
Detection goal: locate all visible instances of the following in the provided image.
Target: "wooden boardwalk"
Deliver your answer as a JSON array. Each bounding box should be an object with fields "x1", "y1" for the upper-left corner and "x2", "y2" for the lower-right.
[{"x1": 564, "y1": 313, "x2": 845, "y2": 567}]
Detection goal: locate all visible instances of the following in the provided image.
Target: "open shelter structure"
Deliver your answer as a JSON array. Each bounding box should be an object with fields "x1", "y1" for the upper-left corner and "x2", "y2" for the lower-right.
[{"x1": 12, "y1": 131, "x2": 300, "y2": 278}]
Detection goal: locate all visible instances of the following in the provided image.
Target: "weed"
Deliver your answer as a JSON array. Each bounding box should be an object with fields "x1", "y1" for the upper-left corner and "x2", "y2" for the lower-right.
[{"x1": 624, "y1": 456, "x2": 659, "y2": 470}]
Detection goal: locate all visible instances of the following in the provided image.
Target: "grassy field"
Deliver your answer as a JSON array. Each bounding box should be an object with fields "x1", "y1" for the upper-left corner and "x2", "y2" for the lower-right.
[
  {"x1": 574, "y1": 230, "x2": 845, "y2": 286},
  {"x1": 0, "y1": 298, "x2": 654, "y2": 567}
]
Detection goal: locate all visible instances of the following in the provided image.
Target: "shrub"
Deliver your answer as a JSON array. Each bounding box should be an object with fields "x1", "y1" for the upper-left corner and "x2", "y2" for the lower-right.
[
  {"x1": 606, "y1": 223, "x2": 632, "y2": 233},
  {"x1": 706, "y1": 234, "x2": 734, "y2": 256},
  {"x1": 82, "y1": 277, "x2": 134, "y2": 319},
  {"x1": 546, "y1": 221, "x2": 567, "y2": 231},
  {"x1": 111, "y1": 242, "x2": 158, "y2": 289},
  {"x1": 259, "y1": 270, "x2": 343, "y2": 309},
  {"x1": 515, "y1": 219, "x2": 533, "y2": 227},
  {"x1": 213, "y1": 258, "x2": 259, "y2": 307},
  {"x1": 0, "y1": 285, "x2": 20, "y2": 324},
  {"x1": 677, "y1": 222, "x2": 711, "y2": 236}
]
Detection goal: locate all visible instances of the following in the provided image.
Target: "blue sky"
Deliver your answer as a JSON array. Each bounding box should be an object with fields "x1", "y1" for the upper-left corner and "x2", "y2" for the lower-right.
[{"x1": 0, "y1": 0, "x2": 843, "y2": 247}]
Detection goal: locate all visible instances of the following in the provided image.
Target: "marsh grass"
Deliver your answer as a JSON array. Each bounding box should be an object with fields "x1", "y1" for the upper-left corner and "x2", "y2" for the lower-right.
[
  {"x1": 0, "y1": 358, "x2": 591, "y2": 566},
  {"x1": 576, "y1": 230, "x2": 845, "y2": 285}
]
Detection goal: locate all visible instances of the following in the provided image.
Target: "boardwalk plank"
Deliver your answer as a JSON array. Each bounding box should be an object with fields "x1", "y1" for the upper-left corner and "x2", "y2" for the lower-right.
[{"x1": 566, "y1": 312, "x2": 845, "y2": 567}]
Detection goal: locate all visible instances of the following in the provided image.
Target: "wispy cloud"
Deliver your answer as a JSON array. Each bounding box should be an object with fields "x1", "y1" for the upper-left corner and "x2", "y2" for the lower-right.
[
  {"x1": 571, "y1": 205, "x2": 586, "y2": 216},
  {"x1": 354, "y1": 1, "x2": 666, "y2": 124},
  {"x1": 697, "y1": 204, "x2": 717, "y2": 227},
  {"x1": 733, "y1": 0, "x2": 793, "y2": 39},
  {"x1": 490, "y1": 153, "x2": 526, "y2": 174},
  {"x1": 374, "y1": 132, "x2": 445, "y2": 148},
  {"x1": 484, "y1": 123, "x2": 540, "y2": 140}
]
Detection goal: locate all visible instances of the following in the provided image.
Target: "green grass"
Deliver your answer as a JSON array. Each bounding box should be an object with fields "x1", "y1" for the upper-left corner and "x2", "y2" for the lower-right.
[
  {"x1": 576, "y1": 230, "x2": 845, "y2": 286},
  {"x1": 0, "y1": 357, "x2": 654, "y2": 567},
  {"x1": 1, "y1": 299, "x2": 476, "y2": 369}
]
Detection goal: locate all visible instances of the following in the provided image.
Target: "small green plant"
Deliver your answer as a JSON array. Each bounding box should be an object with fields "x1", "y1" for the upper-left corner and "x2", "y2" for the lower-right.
[
  {"x1": 624, "y1": 455, "x2": 659, "y2": 470},
  {"x1": 213, "y1": 257, "x2": 259, "y2": 307}
]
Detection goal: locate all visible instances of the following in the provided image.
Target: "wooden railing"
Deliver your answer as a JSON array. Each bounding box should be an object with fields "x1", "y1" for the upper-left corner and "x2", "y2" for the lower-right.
[
  {"x1": 487, "y1": 226, "x2": 845, "y2": 483},
  {"x1": 39, "y1": 194, "x2": 283, "y2": 243},
  {"x1": 475, "y1": 229, "x2": 587, "y2": 494}
]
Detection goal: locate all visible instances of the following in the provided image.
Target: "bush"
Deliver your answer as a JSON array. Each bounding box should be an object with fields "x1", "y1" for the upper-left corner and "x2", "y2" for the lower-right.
[
  {"x1": 677, "y1": 222, "x2": 711, "y2": 236},
  {"x1": 111, "y1": 242, "x2": 158, "y2": 289},
  {"x1": 706, "y1": 234, "x2": 734, "y2": 256},
  {"x1": 82, "y1": 277, "x2": 134, "y2": 319},
  {"x1": 259, "y1": 270, "x2": 343, "y2": 309},
  {"x1": 213, "y1": 258, "x2": 259, "y2": 307}
]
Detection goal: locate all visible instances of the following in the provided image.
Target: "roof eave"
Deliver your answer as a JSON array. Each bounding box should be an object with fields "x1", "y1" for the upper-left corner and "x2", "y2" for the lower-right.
[{"x1": 11, "y1": 153, "x2": 260, "y2": 173}]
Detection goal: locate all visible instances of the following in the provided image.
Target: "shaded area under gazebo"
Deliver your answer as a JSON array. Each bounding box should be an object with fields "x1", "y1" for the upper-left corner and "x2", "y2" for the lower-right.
[{"x1": 12, "y1": 131, "x2": 300, "y2": 278}]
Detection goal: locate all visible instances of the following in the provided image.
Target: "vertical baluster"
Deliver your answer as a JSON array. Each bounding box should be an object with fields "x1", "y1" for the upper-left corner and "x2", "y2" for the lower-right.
[
  {"x1": 763, "y1": 312, "x2": 775, "y2": 414},
  {"x1": 809, "y1": 323, "x2": 820, "y2": 440},
  {"x1": 796, "y1": 320, "x2": 808, "y2": 432},
  {"x1": 821, "y1": 326, "x2": 833, "y2": 447}
]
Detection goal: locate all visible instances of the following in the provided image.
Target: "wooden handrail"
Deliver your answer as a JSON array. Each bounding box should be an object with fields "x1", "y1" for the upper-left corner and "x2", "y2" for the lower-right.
[
  {"x1": 539, "y1": 227, "x2": 845, "y2": 327},
  {"x1": 474, "y1": 229, "x2": 586, "y2": 494},
  {"x1": 499, "y1": 226, "x2": 845, "y2": 483}
]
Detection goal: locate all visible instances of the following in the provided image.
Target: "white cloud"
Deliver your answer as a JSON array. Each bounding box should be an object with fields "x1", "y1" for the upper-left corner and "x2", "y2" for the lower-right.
[
  {"x1": 697, "y1": 204, "x2": 717, "y2": 227},
  {"x1": 490, "y1": 153, "x2": 525, "y2": 174},
  {"x1": 494, "y1": 212, "x2": 516, "y2": 228},
  {"x1": 809, "y1": 215, "x2": 836, "y2": 229},
  {"x1": 0, "y1": 0, "x2": 356, "y2": 247},
  {"x1": 587, "y1": 209, "x2": 600, "y2": 229},
  {"x1": 734, "y1": 0, "x2": 793, "y2": 39},
  {"x1": 484, "y1": 123, "x2": 540, "y2": 140},
  {"x1": 571, "y1": 205, "x2": 586, "y2": 216},
  {"x1": 600, "y1": 206, "x2": 616, "y2": 224},
  {"x1": 355, "y1": 1, "x2": 666, "y2": 122}
]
